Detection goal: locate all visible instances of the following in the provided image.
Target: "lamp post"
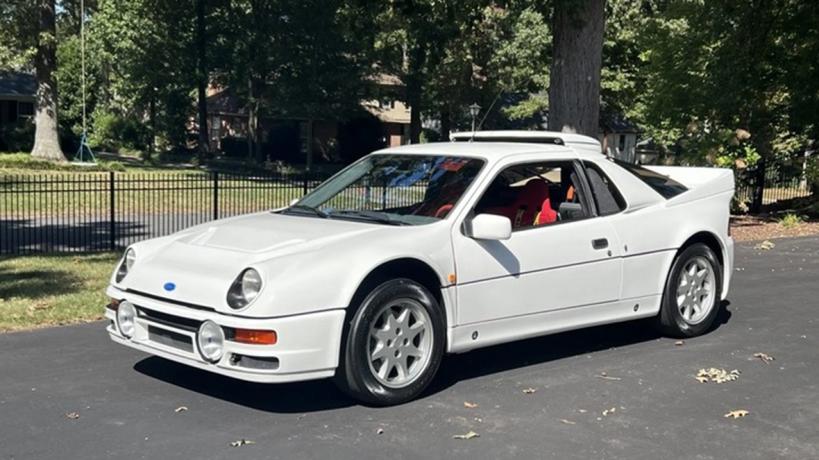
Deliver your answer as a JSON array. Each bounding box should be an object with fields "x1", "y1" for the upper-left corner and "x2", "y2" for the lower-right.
[{"x1": 469, "y1": 103, "x2": 481, "y2": 133}]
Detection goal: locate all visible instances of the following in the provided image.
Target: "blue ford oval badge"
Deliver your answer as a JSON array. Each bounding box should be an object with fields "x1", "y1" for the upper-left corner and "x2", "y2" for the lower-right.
[{"x1": 163, "y1": 282, "x2": 176, "y2": 292}]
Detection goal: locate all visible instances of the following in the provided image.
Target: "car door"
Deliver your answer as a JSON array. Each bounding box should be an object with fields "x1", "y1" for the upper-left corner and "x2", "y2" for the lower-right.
[{"x1": 452, "y1": 159, "x2": 623, "y2": 326}]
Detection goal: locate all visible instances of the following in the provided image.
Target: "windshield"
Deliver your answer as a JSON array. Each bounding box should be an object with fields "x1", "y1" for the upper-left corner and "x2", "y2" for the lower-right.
[{"x1": 286, "y1": 154, "x2": 485, "y2": 225}]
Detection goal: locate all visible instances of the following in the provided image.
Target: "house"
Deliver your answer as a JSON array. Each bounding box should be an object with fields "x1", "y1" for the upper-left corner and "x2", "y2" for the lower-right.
[
  {"x1": 360, "y1": 73, "x2": 411, "y2": 147},
  {"x1": 204, "y1": 73, "x2": 410, "y2": 165},
  {"x1": 0, "y1": 71, "x2": 36, "y2": 130},
  {"x1": 599, "y1": 113, "x2": 639, "y2": 163}
]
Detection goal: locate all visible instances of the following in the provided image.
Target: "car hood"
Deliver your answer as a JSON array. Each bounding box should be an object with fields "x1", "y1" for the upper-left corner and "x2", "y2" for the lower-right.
[{"x1": 118, "y1": 212, "x2": 386, "y2": 311}]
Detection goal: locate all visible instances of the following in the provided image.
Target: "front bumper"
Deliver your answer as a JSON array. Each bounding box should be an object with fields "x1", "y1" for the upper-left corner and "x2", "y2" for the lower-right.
[{"x1": 105, "y1": 286, "x2": 346, "y2": 383}]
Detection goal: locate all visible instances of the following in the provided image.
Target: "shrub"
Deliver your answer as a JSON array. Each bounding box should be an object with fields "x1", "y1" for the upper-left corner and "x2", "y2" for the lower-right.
[
  {"x1": 778, "y1": 213, "x2": 804, "y2": 228},
  {"x1": 89, "y1": 110, "x2": 150, "y2": 152},
  {"x1": 0, "y1": 120, "x2": 35, "y2": 152}
]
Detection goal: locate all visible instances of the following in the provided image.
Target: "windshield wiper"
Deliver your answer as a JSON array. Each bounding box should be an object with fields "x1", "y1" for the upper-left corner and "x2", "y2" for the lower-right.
[
  {"x1": 334, "y1": 210, "x2": 407, "y2": 226},
  {"x1": 283, "y1": 204, "x2": 330, "y2": 218}
]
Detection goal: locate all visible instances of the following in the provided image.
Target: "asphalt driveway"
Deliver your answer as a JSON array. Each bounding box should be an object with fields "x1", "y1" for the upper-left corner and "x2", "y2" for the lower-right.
[{"x1": 1, "y1": 237, "x2": 818, "y2": 459}]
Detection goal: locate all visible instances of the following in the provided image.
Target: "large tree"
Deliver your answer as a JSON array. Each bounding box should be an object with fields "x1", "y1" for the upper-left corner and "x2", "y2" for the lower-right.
[
  {"x1": 31, "y1": 0, "x2": 66, "y2": 161},
  {"x1": 0, "y1": 0, "x2": 66, "y2": 160},
  {"x1": 548, "y1": 0, "x2": 606, "y2": 136}
]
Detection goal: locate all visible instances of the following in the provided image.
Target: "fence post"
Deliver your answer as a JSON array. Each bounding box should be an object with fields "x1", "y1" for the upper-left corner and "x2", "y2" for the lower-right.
[
  {"x1": 751, "y1": 159, "x2": 766, "y2": 213},
  {"x1": 302, "y1": 171, "x2": 309, "y2": 196},
  {"x1": 109, "y1": 171, "x2": 116, "y2": 251},
  {"x1": 213, "y1": 171, "x2": 219, "y2": 220}
]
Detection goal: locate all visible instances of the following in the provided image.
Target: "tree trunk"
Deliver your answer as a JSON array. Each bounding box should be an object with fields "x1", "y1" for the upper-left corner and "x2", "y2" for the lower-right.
[
  {"x1": 548, "y1": 0, "x2": 606, "y2": 137},
  {"x1": 439, "y1": 107, "x2": 451, "y2": 141},
  {"x1": 407, "y1": 79, "x2": 422, "y2": 144},
  {"x1": 30, "y1": 0, "x2": 66, "y2": 162},
  {"x1": 196, "y1": 0, "x2": 209, "y2": 159},
  {"x1": 406, "y1": 45, "x2": 426, "y2": 144}
]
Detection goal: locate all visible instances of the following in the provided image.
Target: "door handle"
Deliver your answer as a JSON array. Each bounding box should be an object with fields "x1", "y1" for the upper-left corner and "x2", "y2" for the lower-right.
[{"x1": 592, "y1": 238, "x2": 609, "y2": 250}]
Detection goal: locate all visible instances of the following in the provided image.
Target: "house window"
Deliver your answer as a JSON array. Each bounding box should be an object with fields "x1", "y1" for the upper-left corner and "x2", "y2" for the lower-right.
[
  {"x1": 618, "y1": 134, "x2": 626, "y2": 152},
  {"x1": 379, "y1": 98, "x2": 394, "y2": 109},
  {"x1": 18, "y1": 101, "x2": 34, "y2": 118}
]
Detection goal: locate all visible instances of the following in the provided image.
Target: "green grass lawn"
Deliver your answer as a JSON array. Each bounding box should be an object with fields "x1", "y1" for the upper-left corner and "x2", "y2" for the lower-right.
[{"x1": 0, "y1": 252, "x2": 119, "y2": 332}]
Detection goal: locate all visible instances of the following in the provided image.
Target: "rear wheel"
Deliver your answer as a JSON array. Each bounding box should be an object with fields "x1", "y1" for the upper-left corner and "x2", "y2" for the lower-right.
[
  {"x1": 335, "y1": 278, "x2": 444, "y2": 406},
  {"x1": 657, "y1": 243, "x2": 722, "y2": 337}
]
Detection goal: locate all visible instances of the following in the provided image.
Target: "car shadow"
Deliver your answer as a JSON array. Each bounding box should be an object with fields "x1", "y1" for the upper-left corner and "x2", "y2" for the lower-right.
[{"x1": 133, "y1": 301, "x2": 733, "y2": 413}]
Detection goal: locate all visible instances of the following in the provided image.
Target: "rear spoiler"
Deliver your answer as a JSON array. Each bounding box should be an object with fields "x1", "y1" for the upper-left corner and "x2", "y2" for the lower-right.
[
  {"x1": 644, "y1": 165, "x2": 735, "y2": 204},
  {"x1": 450, "y1": 130, "x2": 602, "y2": 157}
]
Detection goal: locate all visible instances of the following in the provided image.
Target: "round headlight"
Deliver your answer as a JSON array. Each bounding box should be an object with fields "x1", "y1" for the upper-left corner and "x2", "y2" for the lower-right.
[
  {"x1": 125, "y1": 248, "x2": 136, "y2": 270},
  {"x1": 116, "y1": 301, "x2": 137, "y2": 338},
  {"x1": 197, "y1": 320, "x2": 224, "y2": 363},
  {"x1": 227, "y1": 268, "x2": 263, "y2": 309},
  {"x1": 241, "y1": 269, "x2": 262, "y2": 301},
  {"x1": 116, "y1": 248, "x2": 136, "y2": 283}
]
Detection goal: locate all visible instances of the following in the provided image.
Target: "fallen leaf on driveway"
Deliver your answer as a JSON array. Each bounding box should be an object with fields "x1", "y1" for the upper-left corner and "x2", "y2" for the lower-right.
[
  {"x1": 724, "y1": 410, "x2": 749, "y2": 419},
  {"x1": 522, "y1": 387, "x2": 537, "y2": 394},
  {"x1": 675, "y1": 340, "x2": 685, "y2": 346},
  {"x1": 602, "y1": 407, "x2": 616, "y2": 417},
  {"x1": 65, "y1": 412, "x2": 80, "y2": 420},
  {"x1": 376, "y1": 428, "x2": 384, "y2": 435},
  {"x1": 753, "y1": 352, "x2": 775, "y2": 364},
  {"x1": 174, "y1": 406, "x2": 188, "y2": 413},
  {"x1": 230, "y1": 439, "x2": 255, "y2": 447},
  {"x1": 463, "y1": 401, "x2": 478, "y2": 409},
  {"x1": 754, "y1": 240, "x2": 775, "y2": 250},
  {"x1": 696, "y1": 368, "x2": 740, "y2": 383},
  {"x1": 560, "y1": 419, "x2": 576, "y2": 425},
  {"x1": 452, "y1": 431, "x2": 480, "y2": 440},
  {"x1": 596, "y1": 372, "x2": 622, "y2": 381}
]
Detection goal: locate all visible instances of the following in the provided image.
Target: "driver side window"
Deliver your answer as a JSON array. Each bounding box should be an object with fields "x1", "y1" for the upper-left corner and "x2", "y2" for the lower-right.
[{"x1": 474, "y1": 161, "x2": 590, "y2": 231}]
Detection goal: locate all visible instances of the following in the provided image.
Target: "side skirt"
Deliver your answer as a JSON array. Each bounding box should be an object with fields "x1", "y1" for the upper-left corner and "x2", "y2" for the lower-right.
[{"x1": 448, "y1": 294, "x2": 661, "y2": 353}]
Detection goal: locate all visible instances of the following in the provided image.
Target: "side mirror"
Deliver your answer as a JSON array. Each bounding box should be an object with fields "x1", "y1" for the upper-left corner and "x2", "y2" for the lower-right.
[
  {"x1": 289, "y1": 198, "x2": 299, "y2": 207},
  {"x1": 467, "y1": 214, "x2": 512, "y2": 241}
]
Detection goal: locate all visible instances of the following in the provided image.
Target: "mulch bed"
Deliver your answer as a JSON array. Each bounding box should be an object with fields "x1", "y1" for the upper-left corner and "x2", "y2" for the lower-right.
[{"x1": 730, "y1": 215, "x2": 819, "y2": 242}]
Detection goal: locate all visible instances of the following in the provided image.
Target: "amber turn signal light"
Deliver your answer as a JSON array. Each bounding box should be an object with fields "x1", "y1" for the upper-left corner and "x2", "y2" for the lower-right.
[
  {"x1": 233, "y1": 329, "x2": 277, "y2": 345},
  {"x1": 107, "y1": 298, "x2": 121, "y2": 310}
]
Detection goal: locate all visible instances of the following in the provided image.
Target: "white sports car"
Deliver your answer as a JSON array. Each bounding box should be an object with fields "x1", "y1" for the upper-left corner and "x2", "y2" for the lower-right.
[{"x1": 105, "y1": 131, "x2": 734, "y2": 405}]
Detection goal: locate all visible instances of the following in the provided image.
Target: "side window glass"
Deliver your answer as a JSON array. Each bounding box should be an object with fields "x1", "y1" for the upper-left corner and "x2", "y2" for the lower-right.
[
  {"x1": 584, "y1": 162, "x2": 626, "y2": 216},
  {"x1": 474, "y1": 161, "x2": 590, "y2": 231}
]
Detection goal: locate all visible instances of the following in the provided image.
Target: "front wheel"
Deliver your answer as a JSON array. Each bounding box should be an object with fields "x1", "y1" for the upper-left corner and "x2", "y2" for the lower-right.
[
  {"x1": 657, "y1": 243, "x2": 722, "y2": 338},
  {"x1": 335, "y1": 278, "x2": 445, "y2": 406}
]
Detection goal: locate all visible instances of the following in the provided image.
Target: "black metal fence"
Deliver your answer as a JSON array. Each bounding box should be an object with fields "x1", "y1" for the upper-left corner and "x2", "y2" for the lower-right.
[
  {"x1": 1, "y1": 163, "x2": 812, "y2": 255},
  {"x1": 0, "y1": 171, "x2": 328, "y2": 254},
  {"x1": 734, "y1": 160, "x2": 812, "y2": 212}
]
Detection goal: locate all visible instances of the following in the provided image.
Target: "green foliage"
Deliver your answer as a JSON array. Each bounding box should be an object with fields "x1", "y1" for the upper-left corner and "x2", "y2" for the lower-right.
[
  {"x1": 89, "y1": 110, "x2": 149, "y2": 152},
  {"x1": 0, "y1": 0, "x2": 37, "y2": 70},
  {"x1": 0, "y1": 120, "x2": 36, "y2": 152},
  {"x1": 55, "y1": 34, "x2": 102, "y2": 136},
  {"x1": 636, "y1": 0, "x2": 818, "y2": 164},
  {"x1": 778, "y1": 213, "x2": 804, "y2": 228}
]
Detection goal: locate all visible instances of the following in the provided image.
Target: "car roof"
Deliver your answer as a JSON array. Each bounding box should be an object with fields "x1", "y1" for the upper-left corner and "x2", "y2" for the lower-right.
[
  {"x1": 372, "y1": 141, "x2": 601, "y2": 160},
  {"x1": 450, "y1": 130, "x2": 601, "y2": 147}
]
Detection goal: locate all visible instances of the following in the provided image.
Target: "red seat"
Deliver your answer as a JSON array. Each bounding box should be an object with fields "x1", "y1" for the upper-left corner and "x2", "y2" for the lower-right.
[
  {"x1": 483, "y1": 179, "x2": 557, "y2": 227},
  {"x1": 535, "y1": 197, "x2": 558, "y2": 225}
]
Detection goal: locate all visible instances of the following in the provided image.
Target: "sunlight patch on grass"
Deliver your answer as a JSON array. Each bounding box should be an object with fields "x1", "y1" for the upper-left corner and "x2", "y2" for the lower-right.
[{"x1": 0, "y1": 252, "x2": 119, "y2": 332}]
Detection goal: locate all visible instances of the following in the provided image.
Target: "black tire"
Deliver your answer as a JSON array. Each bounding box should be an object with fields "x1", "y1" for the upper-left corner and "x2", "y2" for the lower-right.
[
  {"x1": 334, "y1": 278, "x2": 445, "y2": 406},
  {"x1": 657, "y1": 243, "x2": 723, "y2": 338}
]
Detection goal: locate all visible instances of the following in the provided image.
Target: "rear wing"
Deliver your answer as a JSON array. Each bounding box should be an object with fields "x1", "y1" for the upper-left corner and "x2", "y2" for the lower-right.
[
  {"x1": 644, "y1": 165, "x2": 735, "y2": 204},
  {"x1": 450, "y1": 130, "x2": 602, "y2": 157}
]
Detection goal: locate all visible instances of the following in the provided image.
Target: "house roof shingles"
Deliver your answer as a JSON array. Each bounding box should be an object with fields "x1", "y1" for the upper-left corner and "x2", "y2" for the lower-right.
[{"x1": 0, "y1": 71, "x2": 36, "y2": 100}]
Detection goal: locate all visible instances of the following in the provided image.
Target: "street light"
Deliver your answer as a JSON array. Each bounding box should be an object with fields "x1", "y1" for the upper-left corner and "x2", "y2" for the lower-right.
[{"x1": 469, "y1": 103, "x2": 481, "y2": 133}]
